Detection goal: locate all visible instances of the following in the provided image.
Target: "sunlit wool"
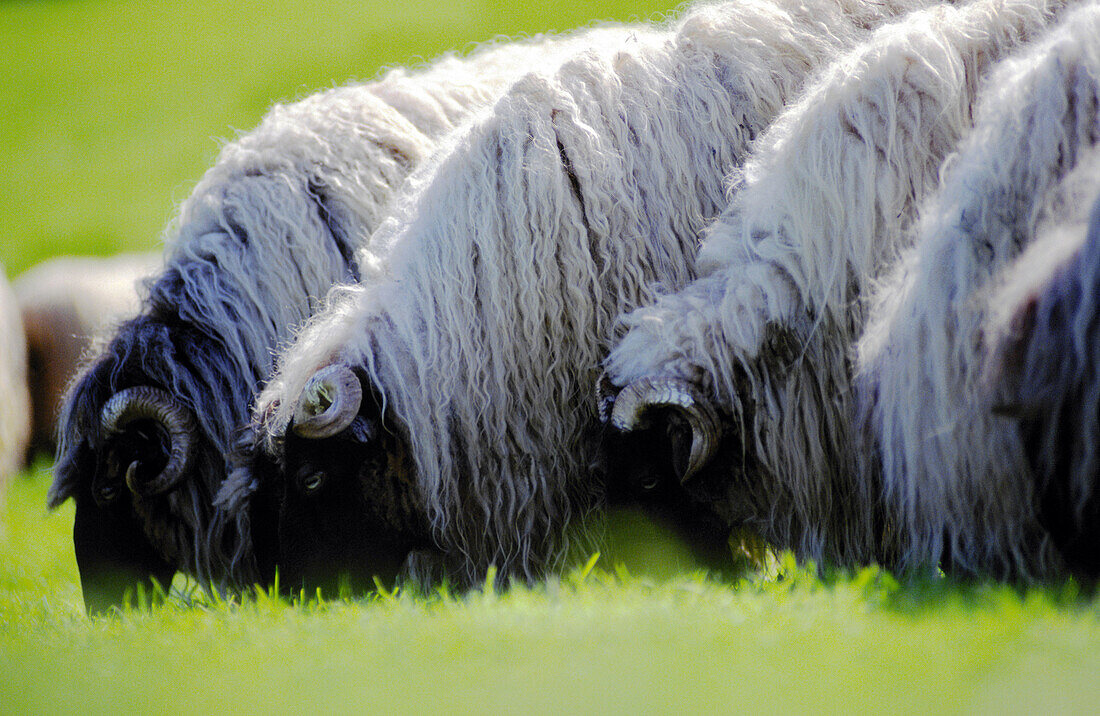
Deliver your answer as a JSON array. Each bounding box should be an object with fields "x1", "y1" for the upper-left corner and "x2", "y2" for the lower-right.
[
  {"x1": 855, "y1": 4, "x2": 1100, "y2": 579},
  {"x1": 47, "y1": 39, "x2": 572, "y2": 593},
  {"x1": 603, "y1": 0, "x2": 1070, "y2": 573},
  {"x1": 236, "y1": 0, "x2": 940, "y2": 585}
]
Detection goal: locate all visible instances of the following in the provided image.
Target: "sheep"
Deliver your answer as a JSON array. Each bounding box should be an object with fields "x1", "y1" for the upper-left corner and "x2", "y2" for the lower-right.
[
  {"x1": 853, "y1": 7, "x2": 1100, "y2": 581},
  {"x1": 604, "y1": 0, "x2": 1097, "y2": 580},
  {"x1": 220, "y1": 0, "x2": 943, "y2": 596},
  {"x1": 982, "y1": 161, "x2": 1100, "y2": 578},
  {"x1": 14, "y1": 253, "x2": 160, "y2": 460},
  {"x1": 47, "y1": 34, "x2": 604, "y2": 613},
  {"x1": 0, "y1": 262, "x2": 31, "y2": 510}
]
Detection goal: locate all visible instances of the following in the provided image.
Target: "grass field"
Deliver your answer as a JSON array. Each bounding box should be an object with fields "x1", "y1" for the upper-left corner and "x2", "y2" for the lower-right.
[
  {"x1": 5, "y1": 468, "x2": 1100, "y2": 713},
  {"x1": 4, "y1": 0, "x2": 1100, "y2": 712}
]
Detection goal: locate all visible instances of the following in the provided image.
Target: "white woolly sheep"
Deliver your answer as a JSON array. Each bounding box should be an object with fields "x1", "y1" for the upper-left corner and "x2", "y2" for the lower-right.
[
  {"x1": 47, "y1": 33, "x2": 603, "y2": 612},
  {"x1": 607, "y1": 0, "x2": 1095, "y2": 581},
  {"x1": 854, "y1": 7, "x2": 1100, "y2": 580},
  {"x1": 223, "y1": 0, "x2": 942, "y2": 594}
]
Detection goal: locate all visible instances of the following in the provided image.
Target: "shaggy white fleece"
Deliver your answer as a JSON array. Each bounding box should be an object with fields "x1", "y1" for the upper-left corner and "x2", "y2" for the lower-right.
[
  {"x1": 50, "y1": 31, "x2": 608, "y2": 586},
  {"x1": 856, "y1": 3, "x2": 1100, "y2": 578},
  {"x1": 247, "y1": 0, "x2": 942, "y2": 583},
  {"x1": 604, "y1": 0, "x2": 1077, "y2": 574}
]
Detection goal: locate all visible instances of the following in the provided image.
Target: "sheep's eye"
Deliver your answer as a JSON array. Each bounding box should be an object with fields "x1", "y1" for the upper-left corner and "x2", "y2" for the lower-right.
[
  {"x1": 641, "y1": 476, "x2": 659, "y2": 491},
  {"x1": 301, "y1": 471, "x2": 325, "y2": 493},
  {"x1": 96, "y1": 482, "x2": 121, "y2": 504}
]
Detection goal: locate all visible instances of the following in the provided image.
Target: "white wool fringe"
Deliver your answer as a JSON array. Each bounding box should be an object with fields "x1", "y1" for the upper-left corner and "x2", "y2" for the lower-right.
[
  {"x1": 254, "y1": 0, "x2": 939, "y2": 583},
  {"x1": 604, "y1": 0, "x2": 1070, "y2": 570},
  {"x1": 165, "y1": 36, "x2": 604, "y2": 448},
  {"x1": 856, "y1": 4, "x2": 1100, "y2": 578}
]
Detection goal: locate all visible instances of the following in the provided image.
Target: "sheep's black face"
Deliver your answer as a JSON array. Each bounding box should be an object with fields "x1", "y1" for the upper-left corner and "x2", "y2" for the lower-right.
[
  {"x1": 599, "y1": 411, "x2": 736, "y2": 571},
  {"x1": 67, "y1": 410, "x2": 214, "y2": 614},
  {"x1": 67, "y1": 439, "x2": 176, "y2": 614},
  {"x1": 276, "y1": 376, "x2": 429, "y2": 599},
  {"x1": 54, "y1": 315, "x2": 231, "y2": 614},
  {"x1": 595, "y1": 373, "x2": 792, "y2": 573},
  {"x1": 601, "y1": 376, "x2": 829, "y2": 571}
]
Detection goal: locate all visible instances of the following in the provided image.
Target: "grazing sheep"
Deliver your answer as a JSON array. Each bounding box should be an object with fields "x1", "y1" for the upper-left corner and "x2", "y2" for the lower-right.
[
  {"x1": 982, "y1": 162, "x2": 1100, "y2": 578},
  {"x1": 14, "y1": 253, "x2": 160, "y2": 460},
  {"x1": 606, "y1": 0, "x2": 1096, "y2": 580},
  {"x1": 0, "y1": 262, "x2": 30, "y2": 509},
  {"x1": 853, "y1": 5, "x2": 1100, "y2": 579},
  {"x1": 47, "y1": 34, "x2": 599, "y2": 613},
  {"x1": 221, "y1": 0, "x2": 939, "y2": 595}
]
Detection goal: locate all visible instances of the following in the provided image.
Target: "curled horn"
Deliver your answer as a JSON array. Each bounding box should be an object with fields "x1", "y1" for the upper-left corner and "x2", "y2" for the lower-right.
[
  {"x1": 609, "y1": 377, "x2": 721, "y2": 483},
  {"x1": 292, "y1": 365, "x2": 362, "y2": 439},
  {"x1": 100, "y1": 386, "x2": 196, "y2": 498}
]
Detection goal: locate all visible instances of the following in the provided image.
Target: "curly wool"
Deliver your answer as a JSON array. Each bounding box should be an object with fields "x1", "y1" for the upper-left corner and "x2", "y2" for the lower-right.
[
  {"x1": 48, "y1": 37, "x2": 573, "y2": 586},
  {"x1": 246, "y1": 0, "x2": 939, "y2": 584},
  {"x1": 856, "y1": 5, "x2": 1100, "y2": 579},
  {"x1": 0, "y1": 263, "x2": 30, "y2": 509},
  {"x1": 603, "y1": 0, "x2": 1067, "y2": 570}
]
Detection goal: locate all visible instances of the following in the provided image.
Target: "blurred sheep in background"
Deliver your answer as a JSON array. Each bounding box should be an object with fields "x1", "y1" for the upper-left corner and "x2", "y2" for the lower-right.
[{"x1": 14, "y1": 253, "x2": 160, "y2": 461}]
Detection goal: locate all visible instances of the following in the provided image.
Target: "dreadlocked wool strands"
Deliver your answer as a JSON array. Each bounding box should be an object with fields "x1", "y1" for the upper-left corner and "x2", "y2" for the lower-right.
[
  {"x1": 856, "y1": 3, "x2": 1100, "y2": 579},
  {"x1": 237, "y1": 0, "x2": 943, "y2": 586},
  {"x1": 603, "y1": 0, "x2": 1075, "y2": 576}
]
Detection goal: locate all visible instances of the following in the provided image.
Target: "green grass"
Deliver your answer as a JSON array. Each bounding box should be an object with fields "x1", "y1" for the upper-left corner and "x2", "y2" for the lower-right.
[
  {"x1": 5, "y1": 0, "x2": 1100, "y2": 711},
  {"x1": 4, "y1": 468, "x2": 1100, "y2": 713}
]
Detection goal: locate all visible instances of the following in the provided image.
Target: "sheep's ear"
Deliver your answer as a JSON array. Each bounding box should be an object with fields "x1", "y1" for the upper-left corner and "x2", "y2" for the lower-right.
[
  {"x1": 664, "y1": 412, "x2": 695, "y2": 483},
  {"x1": 344, "y1": 416, "x2": 377, "y2": 445},
  {"x1": 49, "y1": 438, "x2": 93, "y2": 509}
]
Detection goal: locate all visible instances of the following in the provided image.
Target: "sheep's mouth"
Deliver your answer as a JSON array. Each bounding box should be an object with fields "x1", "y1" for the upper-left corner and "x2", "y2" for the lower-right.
[{"x1": 73, "y1": 480, "x2": 176, "y2": 615}]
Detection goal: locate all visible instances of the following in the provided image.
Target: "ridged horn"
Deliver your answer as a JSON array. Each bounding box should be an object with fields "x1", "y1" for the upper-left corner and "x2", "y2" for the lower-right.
[
  {"x1": 100, "y1": 386, "x2": 196, "y2": 498},
  {"x1": 292, "y1": 365, "x2": 362, "y2": 439},
  {"x1": 609, "y1": 377, "x2": 720, "y2": 483}
]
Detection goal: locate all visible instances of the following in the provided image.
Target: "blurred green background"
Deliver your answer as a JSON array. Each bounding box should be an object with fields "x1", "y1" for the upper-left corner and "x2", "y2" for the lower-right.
[{"x1": 0, "y1": 0, "x2": 673, "y2": 275}]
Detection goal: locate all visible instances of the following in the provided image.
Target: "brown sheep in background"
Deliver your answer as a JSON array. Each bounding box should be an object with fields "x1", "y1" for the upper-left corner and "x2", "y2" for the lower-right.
[{"x1": 14, "y1": 253, "x2": 160, "y2": 461}]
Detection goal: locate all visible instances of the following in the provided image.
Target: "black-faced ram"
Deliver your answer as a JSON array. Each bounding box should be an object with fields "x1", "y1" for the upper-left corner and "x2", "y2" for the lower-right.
[
  {"x1": 49, "y1": 40, "x2": 580, "y2": 613},
  {"x1": 603, "y1": 0, "x2": 1098, "y2": 581},
  {"x1": 223, "y1": 0, "x2": 939, "y2": 596}
]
